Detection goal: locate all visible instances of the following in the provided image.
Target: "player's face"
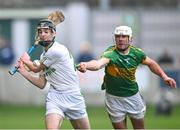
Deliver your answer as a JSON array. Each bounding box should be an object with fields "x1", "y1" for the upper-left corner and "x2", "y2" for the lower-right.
[
  {"x1": 115, "y1": 35, "x2": 129, "y2": 52},
  {"x1": 38, "y1": 28, "x2": 55, "y2": 41}
]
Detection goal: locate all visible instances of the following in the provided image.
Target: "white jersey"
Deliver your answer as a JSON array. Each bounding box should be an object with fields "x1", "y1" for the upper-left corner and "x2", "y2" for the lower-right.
[{"x1": 40, "y1": 41, "x2": 80, "y2": 93}]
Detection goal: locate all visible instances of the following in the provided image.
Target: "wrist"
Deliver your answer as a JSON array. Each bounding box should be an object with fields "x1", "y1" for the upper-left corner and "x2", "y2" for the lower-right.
[{"x1": 162, "y1": 74, "x2": 168, "y2": 80}]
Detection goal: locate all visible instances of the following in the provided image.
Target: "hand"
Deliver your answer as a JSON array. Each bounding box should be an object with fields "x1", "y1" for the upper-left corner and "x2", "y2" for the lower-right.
[
  {"x1": 163, "y1": 77, "x2": 177, "y2": 89},
  {"x1": 20, "y1": 52, "x2": 30, "y2": 64},
  {"x1": 17, "y1": 60, "x2": 27, "y2": 73},
  {"x1": 77, "y1": 62, "x2": 87, "y2": 73},
  {"x1": 14, "y1": 52, "x2": 30, "y2": 71}
]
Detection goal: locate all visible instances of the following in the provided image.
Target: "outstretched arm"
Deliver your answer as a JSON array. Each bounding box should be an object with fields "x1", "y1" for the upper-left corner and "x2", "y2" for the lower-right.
[
  {"x1": 77, "y1": 57, "x2": 110, "y2": 72},
  {"x1": 142, "y1": 56, "x2": 176, "y2": 89},
  {"x1": 18, "y1": 60, "x2": 47, "y2": 89}
]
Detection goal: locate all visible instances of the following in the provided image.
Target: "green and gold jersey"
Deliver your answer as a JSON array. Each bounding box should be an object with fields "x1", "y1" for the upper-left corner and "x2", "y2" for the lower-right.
[{"x1": 101, "y1": 45, "x2": 146, "y2": 97}]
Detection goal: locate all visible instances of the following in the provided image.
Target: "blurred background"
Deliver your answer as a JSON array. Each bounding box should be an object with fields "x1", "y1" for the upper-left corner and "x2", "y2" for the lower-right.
[{"x1": 0, "y1": 0, "x2": 180, "y2": 129}]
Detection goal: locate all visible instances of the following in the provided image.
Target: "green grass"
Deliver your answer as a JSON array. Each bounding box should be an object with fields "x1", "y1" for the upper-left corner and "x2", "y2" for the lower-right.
[
  {"x1": 0, "y1": 105, "x2": 45, "y2": 129},
  {"x1": 0, "y1": 104, "x2": 180, "y2": 129}
]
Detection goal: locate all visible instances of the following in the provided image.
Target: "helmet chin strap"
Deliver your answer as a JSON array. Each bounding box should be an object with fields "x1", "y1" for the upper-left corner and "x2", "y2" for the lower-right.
[{"x1": 39, "y1": 37, "x2": 55, "y2": 47}]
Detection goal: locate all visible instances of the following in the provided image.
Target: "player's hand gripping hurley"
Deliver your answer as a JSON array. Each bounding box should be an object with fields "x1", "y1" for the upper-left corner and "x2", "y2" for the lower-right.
[
  {"x1": 9, "y1": 43, "x2": 38, "y2": 75},
  {"x1": 9, "y1": 10, "x2": 65, "y2": 75}
]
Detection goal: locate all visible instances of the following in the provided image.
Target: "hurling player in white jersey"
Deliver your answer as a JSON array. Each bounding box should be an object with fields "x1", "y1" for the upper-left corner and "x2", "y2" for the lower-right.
[{"x1": 18, "y1": 18, "x2": 90, "y2": 129}]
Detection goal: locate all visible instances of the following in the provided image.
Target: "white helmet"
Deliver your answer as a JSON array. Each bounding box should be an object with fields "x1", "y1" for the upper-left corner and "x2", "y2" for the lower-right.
[{"x1": 114, "y1": 26, "x2": 132, "y2": 41}]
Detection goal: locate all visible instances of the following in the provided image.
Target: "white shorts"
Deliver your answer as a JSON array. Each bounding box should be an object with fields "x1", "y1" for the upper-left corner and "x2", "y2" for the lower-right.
[
  {"x1": 46, "y1": 89, "x2": 88, "y2": 120},
  {"x1": 105, "y1": 92, "x2": 146, "y2": 123}
]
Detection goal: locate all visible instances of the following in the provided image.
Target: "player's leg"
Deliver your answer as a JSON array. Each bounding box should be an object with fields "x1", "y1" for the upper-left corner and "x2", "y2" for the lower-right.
[
  {"x1": 105, "y1": 92, "x2": 127, "y2": 129},
  {"x1": 45, "y1": 113, "x2": 63, "y2": 129},
  {"x1": 70, "y1": 117, "x2": 90, "y2": 129},
  {"x1": 130, "y1": 117, "x2": 145, "y2": 129},
  {"x1": 45, "y1": 90, "x2": 65, "y2": 129},
  {"x1": 65, "y1": 92, "x2": 90, "y2": 129},
  {"x1": 111, "y1": 117, "x2": 127, "y2": 129},
  {"x1": 125, "y1": 92, "x2": 146, "y2": 129}
]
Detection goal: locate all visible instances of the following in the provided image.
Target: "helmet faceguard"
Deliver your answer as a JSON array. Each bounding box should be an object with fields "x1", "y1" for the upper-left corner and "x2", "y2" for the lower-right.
[
  {"x1": 38, "y1": 37, "x2": 55, "y2": 47},
  {"x1": 114, "y1": 26, "x2": 132, "y2": 41},
  {"x1": 36, "y1": 19, "x2": 56, "y2": 47}
]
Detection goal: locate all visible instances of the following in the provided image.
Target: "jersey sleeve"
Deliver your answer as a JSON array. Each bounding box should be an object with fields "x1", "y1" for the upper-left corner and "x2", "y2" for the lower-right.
[
  {"x1": 101, "y1": 45, "x2": 115, "y2": 59},
  {"x1": 42, "y1": 45, "x2": 66, "y2": 67},
  {"x1": 42, "y1": 52, "x2": 57, "y2": 67},
  {"x1": 136, "y1": 48, "x2": 146, "y2": 63}
]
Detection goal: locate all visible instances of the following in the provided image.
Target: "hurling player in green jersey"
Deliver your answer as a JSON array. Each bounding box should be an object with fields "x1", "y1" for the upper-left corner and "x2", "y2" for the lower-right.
[{"x1": 77, "y1": 25, "x2": 176, "y2": 129}]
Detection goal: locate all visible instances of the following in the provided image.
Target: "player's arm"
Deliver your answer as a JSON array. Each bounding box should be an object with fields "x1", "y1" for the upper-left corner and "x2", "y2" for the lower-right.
[
  {"x1": 78, "y1": 57, "x2": 110, "y2": 72},
  {"x1": 142, "y1": 56, "x2": 176, "y2": 89},
  {"x1": 18, "y1": 61, "x2": 47, "y2": 89},
  {"x1": 20, "y1": 52, "x2": 46, "y2": 73}
]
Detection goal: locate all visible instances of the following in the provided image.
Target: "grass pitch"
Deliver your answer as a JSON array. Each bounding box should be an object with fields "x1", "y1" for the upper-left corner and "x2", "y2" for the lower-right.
[{"x1": 0, "y1": 104, "x2": 180, "y2": 129}]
